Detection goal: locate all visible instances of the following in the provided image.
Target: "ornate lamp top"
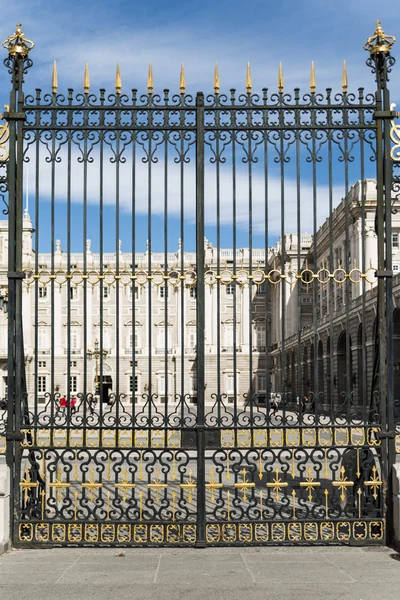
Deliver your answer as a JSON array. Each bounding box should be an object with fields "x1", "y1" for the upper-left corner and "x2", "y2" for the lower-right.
[
  {"x1": 3, "y1": 23, "x2": 34, "y2": 58},
  {"x1": 364, "y1": 20, "x2": 395, "y2": 55}
]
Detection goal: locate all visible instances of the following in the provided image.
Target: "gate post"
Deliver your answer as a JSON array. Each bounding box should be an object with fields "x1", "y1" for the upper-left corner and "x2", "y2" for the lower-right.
[
  {"x1": 195, "y1": 91, "x2": 206, "y2": 547},
  {"x1": 364, "y1": 21, "x2": 396, "y2": 543},
  {"x1": 2, "y1": 24, "x2": 34, "y2": 545}
]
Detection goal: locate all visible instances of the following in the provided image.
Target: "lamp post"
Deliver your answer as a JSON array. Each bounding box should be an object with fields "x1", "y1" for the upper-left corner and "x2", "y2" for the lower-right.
[{"x1": 87, "y1": 339, "x2": 108, "y2": 394}]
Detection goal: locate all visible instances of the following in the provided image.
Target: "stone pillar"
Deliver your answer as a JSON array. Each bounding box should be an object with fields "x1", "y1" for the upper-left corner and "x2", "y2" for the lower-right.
[
  {"x1": 393, "y1": 463, "x2": 400, "y2": 550},
  {"x1": 241, "y1": 284, "x2": 250, "y2": 353},
  {"x1": 0, "y1": 456, "x2": 10, "y2": 554}
]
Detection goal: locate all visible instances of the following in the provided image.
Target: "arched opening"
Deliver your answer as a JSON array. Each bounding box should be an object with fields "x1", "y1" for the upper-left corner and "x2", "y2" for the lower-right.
[
  {"x1": 357, "y1": 324, "x2": 364, "y2": 407},
  {"x1": 326, "y1": 336, "x2": 331, "y2": 401},
  {"x1": 310, "y1": 343, "x2": 315, "y2": 394},
  {"x1": 394, "y1": 309, "x2": 400, "y2": 403},
  {"x1": 337, "y1": 331, "x2": 352, "y2": 403},
  {"x1": 318, "y1": 340, "x2": 324, "y2": 402},
  {"x1": 303, "y1": 346, "x2": 309, "y2": 397},
  {"x1": 291, "y1": 351, "x2": 296, "y2": 402}
]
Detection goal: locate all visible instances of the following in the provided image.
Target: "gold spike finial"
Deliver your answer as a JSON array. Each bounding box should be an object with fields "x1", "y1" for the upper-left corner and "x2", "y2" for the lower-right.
[
  {"x1": 52, "y1": 60, "x2": 58, "y2": 94},
  {"x1": 246, "y1": 62, "x2": 252, "y2": 94},
  {"x1": 214, "y1": 62, "x2": 220, "y2": 94},
  {"x1": 147, "y1": 63, "x2": 154, "y2": 94},
  {"x1": 179, "y1": 62, "x2": 186, "y2": 94},
  {"x1": 310, "y1": 61, "x2": 316, "y2": 94},
  {"x1": 115, "y1": 62, "x2": 122, "y2": 94},
  {"x1": 84, "y1": 62, "x2": 90, "y2": 94},
  {"x1": 278, "y1": 62, "x2": 284, "y2": 94},
  {"x1": 342, "y1": 60, "x2": 348, "y2": 93}
]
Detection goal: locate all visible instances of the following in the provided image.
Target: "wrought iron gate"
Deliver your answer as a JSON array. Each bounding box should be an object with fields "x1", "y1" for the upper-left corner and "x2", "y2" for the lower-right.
[{"x1": 0, "y1": 22, "x2": 398, "y2": 547}]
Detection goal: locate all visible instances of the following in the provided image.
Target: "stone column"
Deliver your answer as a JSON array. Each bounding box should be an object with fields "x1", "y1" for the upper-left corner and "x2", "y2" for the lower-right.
[{"x1": 0, "y1": 457, "x2": 10, "y2": 554}]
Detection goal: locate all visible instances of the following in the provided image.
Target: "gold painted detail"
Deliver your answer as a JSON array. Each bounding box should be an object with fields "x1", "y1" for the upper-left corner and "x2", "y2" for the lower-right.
[
  {"x1": 266, "y1": 467, "x2": 288, "y2": 502},
  {"x1": 332, "y1": 466, "x2": 354, "y2": 502},
  {"x1": 52, "y1": 61, "x2": 58, "y2": 94},
  {"x1": 278, "y1": 62, "x2": 284, "y2": 94},
  {"x1": 299, "y1": 467, "x2": 321, "y2": 502},
  {"x1": 0, "y1": 105, "x2": 10, "y2": 163},
  {"x1": 214, "y1": 63, "x2": 220, "y2": 94},
  {"x1": 84, "y1": 62, "x2": 90, "y2": 94},
  {"x1": 115, "y1": 62, "x2": 122, "y2": 94},
  {"x1": 3, "y1": 23, "x2": 34, "y2": 58},
  {"x1": 342, "y1": 60, "x2": 348, "y2": 93},
  {"x1": 81, "y1": 467, "x2": 102, "y2": 501},
  {"x1": 19, "y1": 522, "x2": 197, "y2": 544},
  {"x1": 364, "y1": 20, "x2": 395, "y2": 56},
  {"x1": 233, "y1": 468, "x2": 255, "y2": 502},
  {"x1": 180, "y1": 470, "x2": 196, "y2": 503},
  {"x1": 114, "y1": 468, "x2": 136, "y2": 502},
  {"x1": 49, "y1": 467, "x2": 70, "y2": 503},
  {"x1": 310, "y1": 61, "x2": 316, "y2": 94},
  {"x1": 246, "y1": 62, "x2": 252, "y2": 94},
  {"x1": 206, "y1": 469, "x2": 223, "y2": 503},
  {"x1": 147, "y1": 63, "x2": 154, "y2": 94},
  {"x1": 364, "y1": 466, "x2": 382, "y2": 501},
  {"x1": 179, "y1": 63, "x2": 186, "y2": 94},
  {"x1": 147, "y1": 468, "x2": 168, "y2": 502},
  {"x1": 20, "y1": 468, "x2": 38, "y2": 504}
]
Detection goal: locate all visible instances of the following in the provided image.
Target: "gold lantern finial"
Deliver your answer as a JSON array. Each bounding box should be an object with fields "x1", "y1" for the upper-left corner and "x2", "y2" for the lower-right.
[
  {"x1": 310, "y1": 61, "x2": 316, "y2": 94},
  {"x1": 246, "y1": 62, "x2": 252, "y2": 94},
  {"x1": 364, "y1": 20, "x2": 395, "y2": 55},
  {"x1": 278, "y1": 62, "x2": 284, "y2": 94},
  {"x1": 214, "y1": 62, "x2": 220, "y2": 94},
  {"x1": 84, "y1": 62, "x2": 90, "y2": 94},
  {"x1": 342, "y1": 60, "x2": 348, "y2": 93},
  {"x1": 2, "y1": 23, "x2": 34, "y2": 58},
  {"x1": 147, "y1": 63, "x2": 154, "y2": 94},
  {"x1": 179, "y1": 62, "x2": 186, "y2": 94},
  {"x1": 52, "y1": 61, "x2": 58, "y2": 94},
  {"x1": 115, "y1": 62, "x2": 122, "y2": 94}
]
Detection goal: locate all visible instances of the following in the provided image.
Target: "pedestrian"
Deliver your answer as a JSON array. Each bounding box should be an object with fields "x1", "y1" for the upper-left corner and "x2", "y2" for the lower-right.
[
  {"x1": 70, "y1": 396, "x2": 77, "y2": 415},
  {"x1": 301, "y1": 395, "x2": 307, "y2": 412},
  {"x1": 59, "y1": 395, "x2": 67, "y2": 413}
]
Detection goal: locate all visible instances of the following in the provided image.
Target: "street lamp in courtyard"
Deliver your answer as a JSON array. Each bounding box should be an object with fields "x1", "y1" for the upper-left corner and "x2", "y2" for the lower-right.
[{"x1": 87, "y1": 339, "x2": 108, "y2": 393}]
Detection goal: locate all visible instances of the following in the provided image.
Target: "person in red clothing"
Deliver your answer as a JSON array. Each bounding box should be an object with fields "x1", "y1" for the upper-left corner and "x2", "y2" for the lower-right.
[{"x1": 70, "y1": 396, "x2": 77, "y2": 415}]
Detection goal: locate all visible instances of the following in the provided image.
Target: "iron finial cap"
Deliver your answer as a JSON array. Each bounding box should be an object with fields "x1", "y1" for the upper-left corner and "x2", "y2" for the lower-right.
[
  {"x1": 3, "y1": 22, "x2": 34, "y2": 58},
  {"x1": 364, "y1": 20, "x2": 395, "y2": 55}
]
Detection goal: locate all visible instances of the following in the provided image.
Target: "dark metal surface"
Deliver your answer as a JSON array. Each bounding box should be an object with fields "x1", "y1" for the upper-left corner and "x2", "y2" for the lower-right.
[{"x1": 1, "y1": 28, "x2": 397, "y2": 547}]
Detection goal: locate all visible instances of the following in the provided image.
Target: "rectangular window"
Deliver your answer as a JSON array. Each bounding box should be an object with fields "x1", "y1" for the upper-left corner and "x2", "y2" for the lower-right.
[
  {"x1": 256, "y1": 326, "x2": 266, "y2": 347},
  {"x1": 394, "y1": 264, "x2": 399, "y2": 272},
  {"x1": 258, "y1": 374, "x2": 266, "y2": 393},
  {"x1": 70, "y1": 361, "x2": 77, "y2": 367},
  {"x1": 71, "y1": 329, "x2": 80, "y2": 351},
  {"x1": 190, "y1": 375, "x2": 197, "y2": 394},
  {"x1": 38, "y1": 327, "x2": 48, "y2": 350},
  {"x1": 70, "y1": 287, "x2": 77, "y2": 300},
  {"x1": 226, "y1": 284, "x2": 235, "y2": 296},
  {"x1": 129, "y1": 375, "x2": 139, "y2": 393},
  {"x1": 157, "y1": 327, "x2": 171, "y2": 350},
  {"x1": 69, "y1": 376, "x2": 78, "y2": 393},
  {"x1": 103, "y1": 287, "x2": 109, "y2": 298},
  {"x1": 38, "y1": 376, "x2": 47, "y2": 393},
  {"x1": 224, "y1": 325, "x2": 234, "y2": 347},
  {"x1": 158, "y1": 374, "x2": 171, "y2": 395},
  {"x1": 38, "y1": 287, "x2": 47, "y2": 299},
  {"x1": 225, "y1": 374, "x2": 238, "y2": 394},
  {"x1": 38, "y1": 361, "x2": 46, "y2": 368},
  {"x1": 190, "y1": 287, "x2": 197, "y2": 299},
  {"x1": 393, "y1": 232, "x2": 399, "y2": 248}
]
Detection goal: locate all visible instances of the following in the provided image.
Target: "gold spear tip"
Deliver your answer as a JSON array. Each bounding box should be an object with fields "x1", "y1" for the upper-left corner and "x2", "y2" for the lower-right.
[
  {"x1": 214, "y1": 62, "x2": 220, "y2": 94},
  {"x1": 115, "y1": 62, "x2": 122, "y2": 94},
  {"x1": 278, "y1": 62, "x2": 284, "y2": 94},
  {"x1": 310, "y1": 61, "x2": 316, "y2": 93},
  {"x1": 342, "y1": 60, "x2": 348, "y2": 93},
  {"x1": 246, "y1": 62, "x2": 252, "y2": 94},
  {"x1": 84, "y1": 62, "x2": 90, "y2": 94},
  {"x1": 52, "y1": 60, "x2": 58, "y2": 94},
  {"x1": 180, "y1": 62, "x2": 186, "y2": 94},
  {"x1": 147, "y1": 62, "x2": 154, "y2": 94}
]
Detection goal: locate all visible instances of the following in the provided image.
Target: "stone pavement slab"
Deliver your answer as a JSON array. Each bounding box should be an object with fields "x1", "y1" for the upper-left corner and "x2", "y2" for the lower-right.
[{"x1": 0, "y1": 546, "x2": 400, "y2": 600}]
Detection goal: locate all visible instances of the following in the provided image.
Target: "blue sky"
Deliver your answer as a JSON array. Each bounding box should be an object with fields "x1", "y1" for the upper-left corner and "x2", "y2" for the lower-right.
[{"x1": 1, "y1": 1, "x2": 399, "y2": 255}]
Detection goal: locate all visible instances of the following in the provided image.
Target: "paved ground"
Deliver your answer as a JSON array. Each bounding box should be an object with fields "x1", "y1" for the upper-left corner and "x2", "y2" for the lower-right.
[{"x1": 1, "y1": 546, "x2": 400, "y2": 600}]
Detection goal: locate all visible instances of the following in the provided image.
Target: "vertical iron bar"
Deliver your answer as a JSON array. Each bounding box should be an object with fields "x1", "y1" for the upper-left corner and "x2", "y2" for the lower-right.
[{"x1": 195, "y1": 91, "x2": 206, "y2": 546}]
